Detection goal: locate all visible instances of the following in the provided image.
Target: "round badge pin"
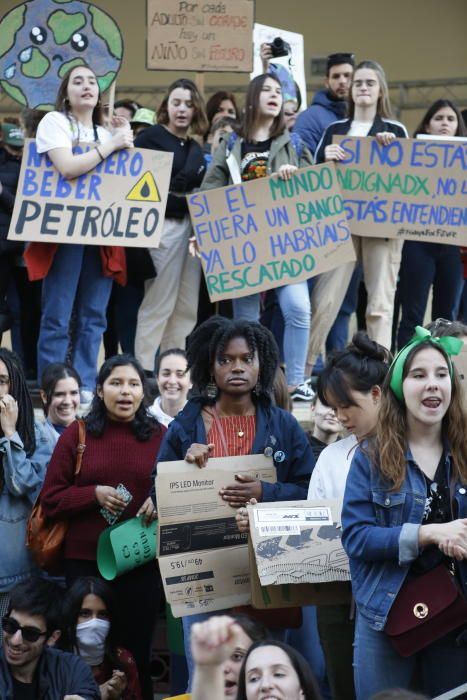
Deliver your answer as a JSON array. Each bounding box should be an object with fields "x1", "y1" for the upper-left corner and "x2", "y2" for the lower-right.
[
  {"x1": 274, "y1": 450, "x2": 285, "y2": 463},
  {"x1": 264, "y1": 446, "x2": 273, "y2": 458}
]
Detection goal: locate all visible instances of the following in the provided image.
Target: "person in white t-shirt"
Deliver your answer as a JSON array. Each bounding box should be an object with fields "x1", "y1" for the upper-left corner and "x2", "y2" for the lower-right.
[
  {"x1": 27, "y1": 64, "x2": 133, "y2": 404},
  {"x1": 148, "y1": 348, "x2": 192, "y2": 428}
]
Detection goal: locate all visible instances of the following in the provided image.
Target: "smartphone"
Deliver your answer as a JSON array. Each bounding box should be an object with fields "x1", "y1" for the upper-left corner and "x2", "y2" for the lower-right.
[{"x1": 100, "y1": 483, "x2": 133, "y2": 526}]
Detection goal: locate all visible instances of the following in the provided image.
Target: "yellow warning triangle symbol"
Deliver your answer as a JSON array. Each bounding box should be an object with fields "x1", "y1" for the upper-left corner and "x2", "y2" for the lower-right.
[{"x1": 126, "y1": 171, "x2": 161, "y2": 202}]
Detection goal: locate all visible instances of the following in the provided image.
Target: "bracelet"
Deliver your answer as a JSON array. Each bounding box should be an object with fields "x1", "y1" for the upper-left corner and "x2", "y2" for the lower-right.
[{"x1": 95, "y1": 145, "x2": 104, "y2": 162}]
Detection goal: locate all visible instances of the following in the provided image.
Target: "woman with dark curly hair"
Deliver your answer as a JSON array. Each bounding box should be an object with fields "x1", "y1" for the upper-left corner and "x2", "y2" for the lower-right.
[
  {"x1": 153, "y1": 316, "x2": 314, "y2": 685},
  {"x1": 0, "y1": 348, "x2": 53, "y2": 621},
  {"x1": 40, "y1": 354, "x2": 165, "y2": 700}
]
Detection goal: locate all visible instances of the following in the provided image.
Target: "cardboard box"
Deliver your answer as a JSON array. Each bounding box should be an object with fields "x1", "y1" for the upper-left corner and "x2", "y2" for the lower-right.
[
  {"x1": 156, "y1": 455, "x2": 276, "y2": 617},
  {"x1": 248, "y1": 500, "x2": 351, "y2": 608},
  {"x1": 158, "y1": 546, "x2": 251, "y2": 618}
]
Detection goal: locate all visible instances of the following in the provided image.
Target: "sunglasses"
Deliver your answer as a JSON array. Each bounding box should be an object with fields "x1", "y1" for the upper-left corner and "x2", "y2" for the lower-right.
[{"x1": 2, "y1": 616, "x2": 48, "y2": 643}]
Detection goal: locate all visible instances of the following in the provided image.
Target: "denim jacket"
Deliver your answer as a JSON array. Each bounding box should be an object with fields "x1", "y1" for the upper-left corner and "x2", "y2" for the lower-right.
[
  {"x1": 152, "y1": 397, "x2": 315, "y2": 504},
  {"x1": 0, "y1": 421, "x2": 54, "y2": 592},
  {"x1": 341, "y1": 445, "x2": 467, "y2": 631}
]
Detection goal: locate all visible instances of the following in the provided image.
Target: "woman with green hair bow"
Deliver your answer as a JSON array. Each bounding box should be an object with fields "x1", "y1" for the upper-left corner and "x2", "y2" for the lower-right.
[{"x1": 341, "y1": 325, "x2": 467, "y2": 700}]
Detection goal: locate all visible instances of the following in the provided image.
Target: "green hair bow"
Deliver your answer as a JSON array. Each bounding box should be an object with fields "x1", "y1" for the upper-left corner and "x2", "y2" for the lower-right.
[{"x1": 389, "y1": 325, "x2": 464, "y2": 402}]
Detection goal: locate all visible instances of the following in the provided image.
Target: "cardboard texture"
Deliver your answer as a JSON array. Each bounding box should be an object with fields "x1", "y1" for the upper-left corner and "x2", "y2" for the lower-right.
[
  {"x1": 333, "y1": 136, "x2": 467, "y2": 245},
  {"x1": 188, "y1": 162, "x2": 356, "y2": 301},
  {"x1": 8, "y1": 141, "x2": 173, "y2": 247},
  {"x1": 97, "y1": 516, "x2": 157, "y2": 581},
  {"x1": 156, "y1": 455, "x2": 276, "y2": 617},
  {"x1": 248, "y1": 500, "x2": 351, "y2": 608},
  {"x1": 146, "y1": 0, "x2": 254, "y2": 72}
]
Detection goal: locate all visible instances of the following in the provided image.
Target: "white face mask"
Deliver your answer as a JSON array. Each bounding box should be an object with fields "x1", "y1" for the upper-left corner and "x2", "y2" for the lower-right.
[{"x1": 75, "y1": 618, "x2": 110, "y2": 666}]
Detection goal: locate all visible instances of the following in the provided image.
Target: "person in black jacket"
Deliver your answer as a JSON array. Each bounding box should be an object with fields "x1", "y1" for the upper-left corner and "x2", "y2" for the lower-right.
[
  {"x1": 0, "y1": 123, "x2": 23, "y2": 336},
  {"x1": 0, "y1": 577, "x2": 99, "y2": 700},
  {"x1": 315, "y1": 60, "x2": 408, "y2": 351},
  {"x1": 134, "y1": 79, "x2": 208, "y2": 373}
]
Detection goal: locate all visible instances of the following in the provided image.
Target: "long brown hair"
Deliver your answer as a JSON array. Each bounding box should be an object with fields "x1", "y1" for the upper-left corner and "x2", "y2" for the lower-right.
[
  {"x1": 413, "y1": 99, "x2": 467, "y2": 138},
  {"x1": 55, "y1": 63, "x2": 104, "y2": 126},
  {"x1": 157, "y1": 78, "x2": 208, "y2": 136},
  {"x1": 376, "y1": 341, "x2": 467, "y2": 489},
  {"x1": 241, "y1": 73, "x2": 285, "y2": 143},
  {"x1": 348, "y1": 60, "x2": 393, "y2": 120}
]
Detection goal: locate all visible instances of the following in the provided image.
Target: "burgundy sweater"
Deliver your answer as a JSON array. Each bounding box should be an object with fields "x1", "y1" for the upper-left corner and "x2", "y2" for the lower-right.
[{"x1": 40, "y1": 419, "x2": 165, "y2": 560}]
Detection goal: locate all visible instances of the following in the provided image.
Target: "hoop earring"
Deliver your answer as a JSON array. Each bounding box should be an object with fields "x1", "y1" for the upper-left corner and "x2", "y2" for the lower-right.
[{"x1": 205, "y1": 377, "x2": 218, "y2": 400}]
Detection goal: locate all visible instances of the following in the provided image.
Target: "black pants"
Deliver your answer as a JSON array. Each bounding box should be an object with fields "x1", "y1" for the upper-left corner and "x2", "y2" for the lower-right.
[
  {"x1": 65, "y1": 558, "x2": 161, "y2": 700},
  {"x1": 317, "y1": 603, "x2": 356, "y2": 700}
]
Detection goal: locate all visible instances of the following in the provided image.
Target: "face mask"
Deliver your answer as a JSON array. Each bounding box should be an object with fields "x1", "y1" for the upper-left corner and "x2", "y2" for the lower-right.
[{"x1": 75, "y1": 618, "x2": 110, "y2": 666}]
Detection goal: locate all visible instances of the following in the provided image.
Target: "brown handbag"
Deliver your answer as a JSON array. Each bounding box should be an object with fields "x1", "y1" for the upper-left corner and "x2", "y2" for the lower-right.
[
  {"x1": 385, "y1": 564, "x2": 467, "y2": 657},
  {"x1": 26, "y1": 419, "x2": 86, "y2": 573}
]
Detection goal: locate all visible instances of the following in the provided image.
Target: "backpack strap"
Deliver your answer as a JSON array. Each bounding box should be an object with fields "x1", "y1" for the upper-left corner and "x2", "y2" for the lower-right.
[
  {"x1": 74, "y1": 419, "x2": 86, "y2": 476},
  {"x1": 226, "y1": 131, "x2": 238, "y2": 156},
  {"x1": 289, "y1": 131, "x2": 303, "y2": 160}
]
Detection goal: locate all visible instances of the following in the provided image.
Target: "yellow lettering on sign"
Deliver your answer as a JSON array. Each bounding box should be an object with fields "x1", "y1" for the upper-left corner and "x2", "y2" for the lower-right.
[{"x1": 126, "y1": 171, "x2": 161, "y2": 202}]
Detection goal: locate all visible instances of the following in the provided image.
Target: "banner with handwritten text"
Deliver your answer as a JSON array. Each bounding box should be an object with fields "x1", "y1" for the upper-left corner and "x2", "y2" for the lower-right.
[
  {"x1": 334, "y1": 136, "x2": 467, "y2": 244},
  {"x1": 187, "y1": 163, "x2": 356, "y2": 302},
  {"x1": 147, "y1": 0, "x2": 254, "y2": 72},
  {"x1": 7, "y1": 139, "x2": 173, "y2": 247}
]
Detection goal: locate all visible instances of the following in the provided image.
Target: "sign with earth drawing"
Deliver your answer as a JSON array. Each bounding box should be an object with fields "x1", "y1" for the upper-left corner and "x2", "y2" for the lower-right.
[{"x1": 0, "y1": 0, "x2": 123, "y2": 109}]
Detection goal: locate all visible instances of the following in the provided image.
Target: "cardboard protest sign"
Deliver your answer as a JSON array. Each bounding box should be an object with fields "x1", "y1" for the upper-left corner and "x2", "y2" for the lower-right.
[
  {"x1": 146, "y1": 0, "x2": 254, "y2": 72},
  {"x1": 188, "y1": 163, "x2": 356, "y2": 302},
  {"x1": 0, "y1": 0, "x2": 123, "y2": 109},
  {"x1": 248, "y1": 500, "x2": 351, "y2": 608},
  {"x1": 7, "y1": 140, "x2": 172, "y2": 247},
  {"x1": 159, "y1": 546, "x2": 251, "y2": 618},
  {"x1": 248, "y1": 545, "x2": 351, "y2": 609},
  {"x1": 156, "y1": 455, "x2": 276, "y2": 617},
  {"x1": 333, "y1": 136, "x2": 467, "y2": 245},
  {"x1": 97, "y1": 517, "x2": 157, "y2": 581}
]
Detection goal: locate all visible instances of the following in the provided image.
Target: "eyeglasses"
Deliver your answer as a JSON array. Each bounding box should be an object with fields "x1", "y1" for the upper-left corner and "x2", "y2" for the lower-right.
[{"x1": 1, "y1": 616, "x2": 48, "y2": 643}]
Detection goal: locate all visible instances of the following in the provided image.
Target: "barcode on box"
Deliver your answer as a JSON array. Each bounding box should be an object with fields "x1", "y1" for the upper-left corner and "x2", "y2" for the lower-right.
[{"x1": 258, "y1": 525, "x2": 301, "y2": 536}]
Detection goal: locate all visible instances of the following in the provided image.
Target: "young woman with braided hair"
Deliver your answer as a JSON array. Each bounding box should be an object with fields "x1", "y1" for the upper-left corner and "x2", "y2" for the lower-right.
[
  {"x1": 153, "y1": 315, "x2": 314, "y2": 686},
  {"x1": 0, "y1": 348, "x2": 54, "y2": 622}
]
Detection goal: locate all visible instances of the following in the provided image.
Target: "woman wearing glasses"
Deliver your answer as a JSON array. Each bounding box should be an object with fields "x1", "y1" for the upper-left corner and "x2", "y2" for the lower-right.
[{"x1": 315, "y1": 60, "x2": 408, "y2": 351}]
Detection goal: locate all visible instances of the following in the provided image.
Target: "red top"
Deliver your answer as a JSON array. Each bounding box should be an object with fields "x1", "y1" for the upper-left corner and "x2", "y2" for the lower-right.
[
  {"x1": 207, "y1": 414, "x2": 256, "y2": 457},
  {"x1": 24, "y1": 243, "x2": 127, "y2": 285},
  {"x1": 40, "y1": 419, "x2": 165, "y2": 560},
  {"x1": 95, "y1": 647, "x2": 142, "y2": 700}
]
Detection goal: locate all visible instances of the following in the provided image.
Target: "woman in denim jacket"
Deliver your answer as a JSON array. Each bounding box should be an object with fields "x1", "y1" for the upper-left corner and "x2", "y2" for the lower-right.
[
  {"x1": 0, "y1": 349, "x2": 53, "y2": 617},
  {"x1": 342, "y1": 327, "x2": 467, "y2": 699}
]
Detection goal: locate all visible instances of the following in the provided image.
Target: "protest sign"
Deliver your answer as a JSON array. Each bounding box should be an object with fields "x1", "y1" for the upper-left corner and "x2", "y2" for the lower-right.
[
  {"x1": 0, "y1": 0, "x2": 123, "y2": 110},
  {"x1": 333, "y1": 136, "x2": 467, "y2": 245},
  {"x1": 156, "y1": 455, "x2": 276, "y2": 617},
  {"x1": 97, "y1": 516, "x2": 157, "y2": 581},
  {"x1": 187, "y1": 162, "x2": 356, "y2": 302},
  {"x1": 7, "y1": 140, "x2": 173, "y2": 247},
  {"x1": 146, "y1": 0, "x2": 254, "y2": 72},
  {"x1": 248, "y1": 500, "x2": 351, "y2": 608}
]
